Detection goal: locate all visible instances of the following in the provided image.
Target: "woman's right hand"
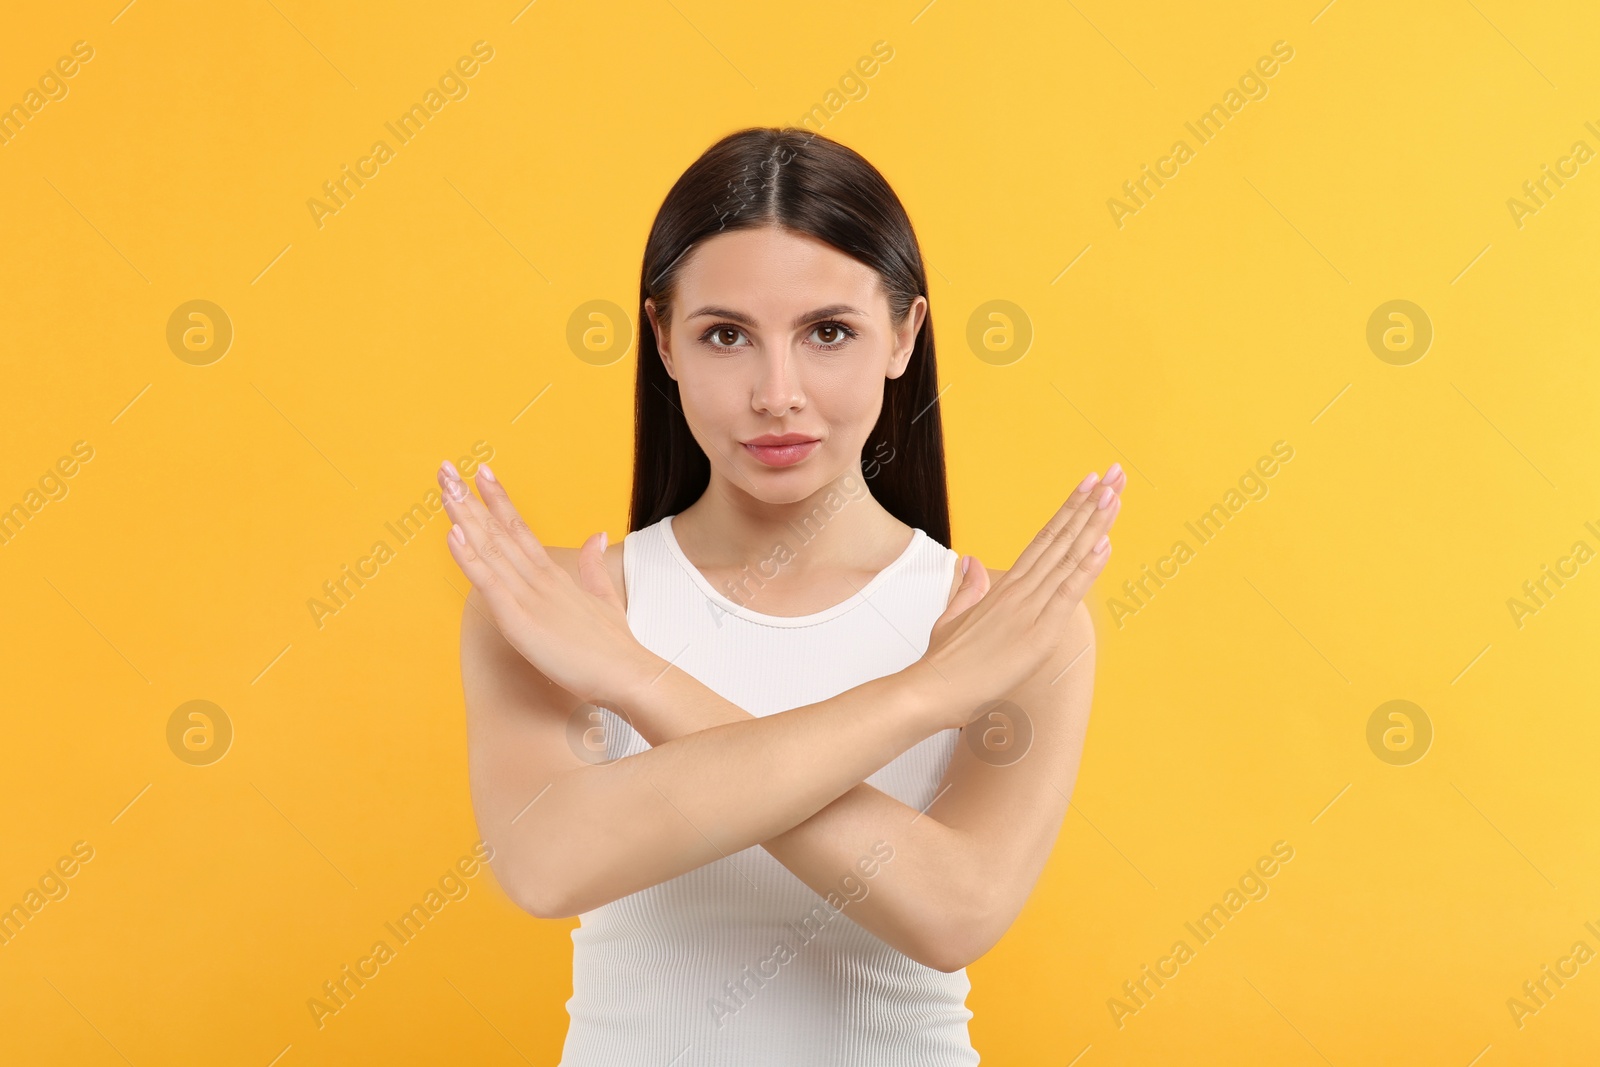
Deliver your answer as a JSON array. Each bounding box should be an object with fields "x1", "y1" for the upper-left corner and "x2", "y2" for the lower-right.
[
  {"x1": 913, "y1": 466, "x2": 1124, "y2": 728},
  {"x1": 439, "y1": 461, "x2": 658, "y2": 711}
]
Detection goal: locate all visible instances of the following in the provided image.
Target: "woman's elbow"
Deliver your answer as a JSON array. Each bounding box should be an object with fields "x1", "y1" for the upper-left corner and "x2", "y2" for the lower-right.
[
  {"x1": 909, "y1": 883, "x2": 1001, "y2": 973},
  {"x1": 511, "y1": 875, "x2": 564, "y2": 920},
  {"x1": 915, "y1": 937, "x2": 985, "y2": 974},
  {"x1": 508, "y1": 857, "x2": 620, "y2": 919},
  {"x1": 920, "y1": 934, "x2": 990, "y2": 974},
  {"x1": 487, "y1": 849, "x2": 572, "y2": 920}
]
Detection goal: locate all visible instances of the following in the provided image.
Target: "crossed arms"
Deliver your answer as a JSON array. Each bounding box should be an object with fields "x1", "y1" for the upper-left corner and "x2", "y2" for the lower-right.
[{"x1": 459, "y1": 560, "x2": 1096, "y2": 973}]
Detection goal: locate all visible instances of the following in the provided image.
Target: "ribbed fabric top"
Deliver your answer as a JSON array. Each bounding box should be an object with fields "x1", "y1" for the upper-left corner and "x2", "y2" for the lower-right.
[{"x1": 559, "y1": 513, "x2": 979, "y2": 1066}]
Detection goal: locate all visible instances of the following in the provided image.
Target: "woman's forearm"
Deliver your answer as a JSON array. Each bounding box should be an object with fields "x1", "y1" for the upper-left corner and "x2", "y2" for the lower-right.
[
  {"x1": 616, "y1": 658, "x2": 981, "y2": 969},
  {"x1": 508, "y1": 658, "x2": 956, "y2": 919}
]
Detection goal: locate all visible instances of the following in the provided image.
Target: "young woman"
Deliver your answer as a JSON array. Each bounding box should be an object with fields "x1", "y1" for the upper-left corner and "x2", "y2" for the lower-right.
[{"x1": 440, "y1": 127, "x2": 1125, "y2": 1065}]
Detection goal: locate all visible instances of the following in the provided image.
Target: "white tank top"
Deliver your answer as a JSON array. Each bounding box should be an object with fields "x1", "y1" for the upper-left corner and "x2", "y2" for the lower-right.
[{"x1": 559, "y1": 512, "x2": 980, "y2": 1065}]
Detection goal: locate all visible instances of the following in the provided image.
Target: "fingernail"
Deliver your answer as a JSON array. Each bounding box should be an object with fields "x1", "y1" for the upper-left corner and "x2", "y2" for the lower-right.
[
  {"x1": 1076, "y1": 471, "x2": 1098, "y2": 493},
  {"x1": 1094, "y1": 534, "x2": 1110, "y2": 554},
  {"x1": 961, "y1": 554, "x2": 970, "y2": 575},
  {"x1": 441, "y1": 459, "x2": 463, "y2": 482},
  {"x1": 1096, "y1": 486, "x2": 1115, "y2": 509},
  {"x1": 599, "y1": 530, "x2": 608, "y2": 551},
  {"x1": 1105, "y1": 462, "x2": 1122, "y2": 480},
  {"x1": 445, "y1": 476, "x2": 466, "y2": 502},
  {"x1": 479, "y1": 463, "x2": 497, "y2": 483},
  {"x1": 450, "y1": 523, "x2": 465, "y2": 546}
]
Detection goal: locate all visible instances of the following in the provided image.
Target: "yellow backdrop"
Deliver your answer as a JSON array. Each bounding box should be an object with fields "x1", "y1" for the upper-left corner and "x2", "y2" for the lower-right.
[{"x1": 3, "y1": 1, "x2": 1596, "y2": 1063}]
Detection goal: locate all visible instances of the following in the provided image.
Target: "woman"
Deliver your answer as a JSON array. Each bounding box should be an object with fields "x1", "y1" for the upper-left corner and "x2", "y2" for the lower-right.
[{"x1": 440, "y1": 126, "x2": 1125, "y2": 1065}]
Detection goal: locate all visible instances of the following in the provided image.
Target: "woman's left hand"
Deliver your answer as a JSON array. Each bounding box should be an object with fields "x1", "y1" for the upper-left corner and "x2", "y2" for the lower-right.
[{"x1": 437, "y1": 460, "x2": 653, "y2": 709}]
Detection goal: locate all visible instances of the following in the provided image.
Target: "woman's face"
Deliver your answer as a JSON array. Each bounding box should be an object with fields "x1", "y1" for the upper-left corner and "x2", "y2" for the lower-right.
[{"x1": 645, "y1": 225, "x2": 927, "y2": 505}]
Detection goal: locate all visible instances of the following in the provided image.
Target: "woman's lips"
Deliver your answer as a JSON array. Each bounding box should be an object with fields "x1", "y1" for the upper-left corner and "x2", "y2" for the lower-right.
[{"x1": 742, "y1": 440, "x2": 820, "y2": 467}]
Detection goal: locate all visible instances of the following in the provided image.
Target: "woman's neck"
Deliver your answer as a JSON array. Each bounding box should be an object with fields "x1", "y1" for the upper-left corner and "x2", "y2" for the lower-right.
[{"x1": 668, "y1": 469, "x2": 914, "y2": 613}]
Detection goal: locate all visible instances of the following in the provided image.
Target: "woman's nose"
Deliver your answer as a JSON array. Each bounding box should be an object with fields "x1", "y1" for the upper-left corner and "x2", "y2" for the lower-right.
[{"x1": 752, "y1": 350, "x2": 804, "y2": 414}]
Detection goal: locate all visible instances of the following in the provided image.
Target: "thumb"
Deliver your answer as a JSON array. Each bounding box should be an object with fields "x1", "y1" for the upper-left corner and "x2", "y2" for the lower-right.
[
  {"x1": 577, "y1": 530, "x2": 622, "y2": 608},
  {"x1": 936, "y1": 554, "x2": 990, "y2": 626}
]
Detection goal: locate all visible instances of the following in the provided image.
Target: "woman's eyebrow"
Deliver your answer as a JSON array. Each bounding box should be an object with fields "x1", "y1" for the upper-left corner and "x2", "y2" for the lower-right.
[{"x1": 686, "y1": 304, "x2": 867, "y2": 328}]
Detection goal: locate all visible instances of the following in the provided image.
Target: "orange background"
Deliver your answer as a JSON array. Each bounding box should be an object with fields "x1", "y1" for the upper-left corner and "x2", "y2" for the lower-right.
[{"x1": 2, "y1": 1, "x2": 1597, "y2": 1063}]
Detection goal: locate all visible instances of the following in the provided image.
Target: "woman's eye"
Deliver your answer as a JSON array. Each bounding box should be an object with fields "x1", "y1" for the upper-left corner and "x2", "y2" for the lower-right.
[
  {"x1": 810, "y1": 322, "x2": 855, "y2": 349},
  {"x1": 705, "y1": 326, "x2": 745, "y2": 349}
]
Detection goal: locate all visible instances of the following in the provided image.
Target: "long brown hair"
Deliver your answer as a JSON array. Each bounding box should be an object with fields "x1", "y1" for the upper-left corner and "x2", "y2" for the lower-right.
[{"x1": 627, "y1": 126, "x2": 951, "y2": 548}]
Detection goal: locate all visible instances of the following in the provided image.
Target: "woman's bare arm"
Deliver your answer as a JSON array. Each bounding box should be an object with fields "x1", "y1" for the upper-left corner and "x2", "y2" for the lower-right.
[
  {"x1": 561, "y1": 554, "x2": 1096, "y2": 973},
  {"x1": 460, "y1": 583, "x2": 964, "y2": 927},
  {"x1": 449, "y1": 458, "x2": 1118, "y2": 971}
]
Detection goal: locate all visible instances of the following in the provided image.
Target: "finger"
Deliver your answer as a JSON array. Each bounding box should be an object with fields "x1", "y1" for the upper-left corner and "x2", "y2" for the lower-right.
[
  {"x1": 1037, "y1": 530, "x2": 1113, "y2": 625},
  {"x1": 1009, "y1": 479, "x2": 1117, "y2": 601},
  {"x1": 1004, "y1": 470, "x2": 1106, "y2": 582},
  {"x1": 577, "y1": 530, "x2": 623, "y2": 608},
  {"x1": 438, "y1": 462, "x2": 531, "y2": 595},
  {"x1": 936, "y1": 553, "x2": 990, "y2": 625},
  {"x1": 468, "y1": 464, "x2": 555, "y2": 586},
  {"x1": 1025, "y1": 490, "x2": 1121, "y2": 607},
  {"x1": 444, "y1": 511, "x2": 527, "y2": 626}
]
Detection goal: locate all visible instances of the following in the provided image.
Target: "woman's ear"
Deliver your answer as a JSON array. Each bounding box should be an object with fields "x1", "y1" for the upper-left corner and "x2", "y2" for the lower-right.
[
  {"x1": 887, "y1": 295, "x2": 927, "y2": 380},
  {"x1": 644, "y1": 298, "x2": 676, "y2": 380}
]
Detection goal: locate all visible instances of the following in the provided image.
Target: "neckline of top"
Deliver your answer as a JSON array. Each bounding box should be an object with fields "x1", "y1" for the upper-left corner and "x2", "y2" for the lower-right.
[{"x1": 659, "y1": 514, "x2": 927, "y2": 628}]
